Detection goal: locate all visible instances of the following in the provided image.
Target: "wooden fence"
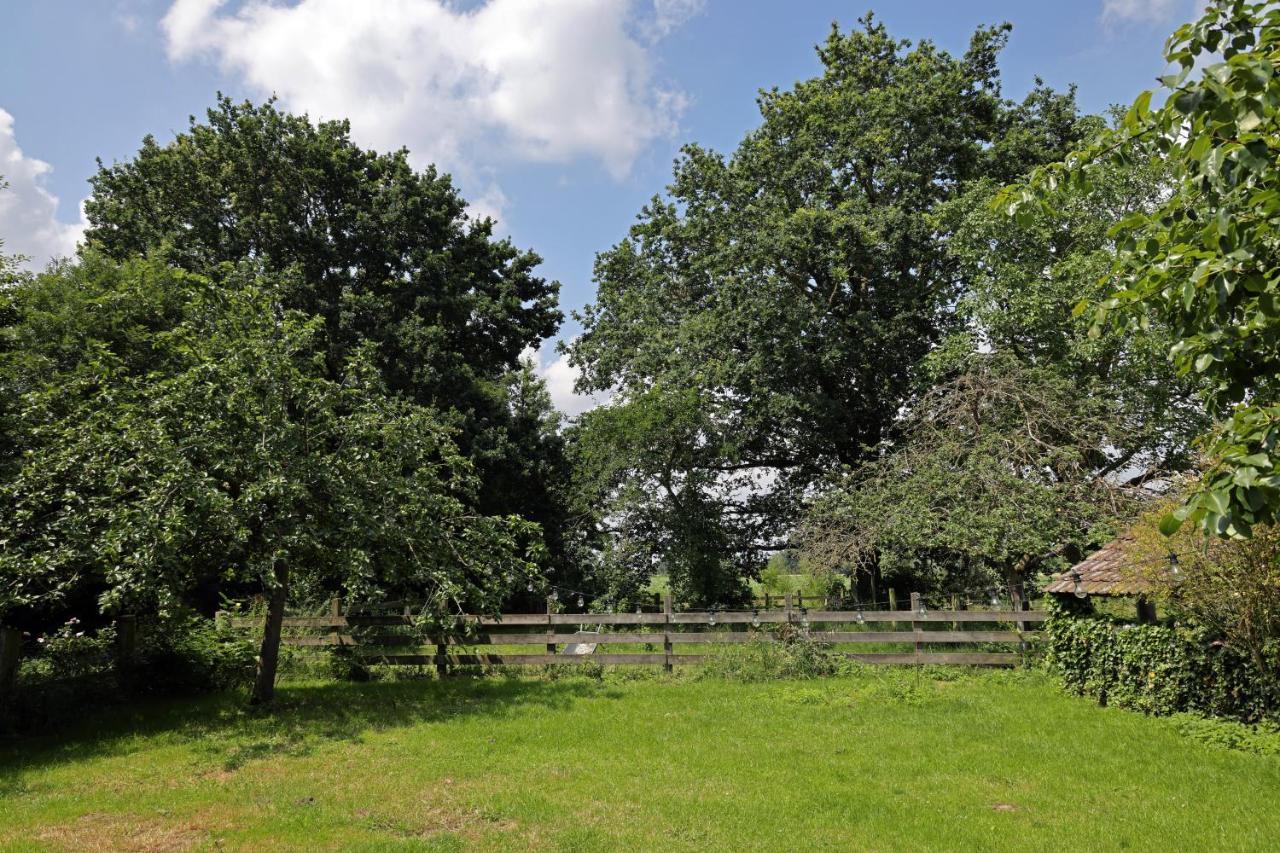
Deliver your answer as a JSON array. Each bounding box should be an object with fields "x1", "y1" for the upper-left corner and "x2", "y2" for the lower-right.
[{"x1": 224, "y1": 593, "x2": 1046, "y2": 670}]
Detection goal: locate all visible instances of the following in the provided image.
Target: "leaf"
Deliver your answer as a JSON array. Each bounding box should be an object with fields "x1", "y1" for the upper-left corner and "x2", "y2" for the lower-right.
[{"x1": 1158, "y1": 512, "x2": 1184, "y2": 536}]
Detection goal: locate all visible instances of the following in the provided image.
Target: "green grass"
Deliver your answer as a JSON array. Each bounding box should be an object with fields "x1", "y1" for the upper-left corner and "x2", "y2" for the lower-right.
[{"x1": 2, "y1": 668, "x2": 1278, "y2": 851}]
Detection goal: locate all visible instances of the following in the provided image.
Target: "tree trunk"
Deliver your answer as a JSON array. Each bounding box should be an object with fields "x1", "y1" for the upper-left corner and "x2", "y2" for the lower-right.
[{"x1": 250, "y1": 562, "x2": 289, "y2": 705}]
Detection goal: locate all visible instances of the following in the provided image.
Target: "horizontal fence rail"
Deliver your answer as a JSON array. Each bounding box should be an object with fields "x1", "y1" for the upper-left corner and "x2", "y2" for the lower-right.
[{"x1": 223, "y1": 593, "x2": 1044, "y2": 670}]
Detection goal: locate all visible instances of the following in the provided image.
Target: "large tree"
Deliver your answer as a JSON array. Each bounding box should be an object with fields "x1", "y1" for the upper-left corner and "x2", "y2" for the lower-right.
[
  {"x1": 800, "y1": 358, "x2": 1144, "y2": 602},
  {"x1": 83, "y1": 98, "x2": 570, "y2": 582},
  {"x1": 568, "y1": 17, "x2": 1086, "y2": 605},
  {"x1": 0, "y1": 256, "x2": 539, "y2": 702}
]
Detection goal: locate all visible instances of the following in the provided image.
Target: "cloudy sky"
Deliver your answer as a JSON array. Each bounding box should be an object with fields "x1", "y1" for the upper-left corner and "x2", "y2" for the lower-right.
[{"x1": 1, "y1": 0, "x2": 1197, "y2": 413}]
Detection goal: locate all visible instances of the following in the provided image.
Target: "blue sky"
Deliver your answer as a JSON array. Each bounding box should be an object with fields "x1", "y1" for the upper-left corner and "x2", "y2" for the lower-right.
[{"x1": 1, "y1": 0, "x2": 1198, "y2": 410}]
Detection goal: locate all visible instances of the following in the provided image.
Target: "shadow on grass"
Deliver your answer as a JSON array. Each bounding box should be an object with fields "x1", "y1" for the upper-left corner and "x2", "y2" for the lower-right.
[{"x1": 0, "y1": 673, "x2": 623, "y2": 793}]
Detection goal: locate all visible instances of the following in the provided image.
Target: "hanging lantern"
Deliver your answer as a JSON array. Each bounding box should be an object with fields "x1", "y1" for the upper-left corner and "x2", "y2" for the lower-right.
[
  {"x1": 751, "y1": 609, "x2": 760, "y2": 629},
  {"x1": 1071, "y1": 570, "x2": 1087, "y2": 599}
]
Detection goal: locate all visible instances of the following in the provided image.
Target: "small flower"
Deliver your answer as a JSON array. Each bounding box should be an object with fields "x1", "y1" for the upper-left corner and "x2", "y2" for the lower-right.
[
  {"x1": 36, "y1": 637, "x2": 45, "y2": 644},
  {"x1": 75, "y1": 632, "x2": 84, "y2": 638}
]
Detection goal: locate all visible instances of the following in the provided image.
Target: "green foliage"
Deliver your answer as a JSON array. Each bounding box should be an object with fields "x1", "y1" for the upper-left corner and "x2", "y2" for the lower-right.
[
  {"x1": 1006, "y1": 1, "x2": 1280, "y2": 537},
  {"x1": 11, "y1": 612, "x2": 255, "y2": 732},
  {"x1": 801, "y1": 358, "x2": 1136, "y2": 594},
  {"x1": 0, "y1": 255, "x2": 540, "y2": 648},
  {"x1": 571, "y1": 17, "x2": 1086, "y2": 604},
  {"x1": 699, "y1": 625, "x2": 849, "y2": 682},
  {"x1": 936, "y1": 138, "x2": 1210, "y2": 473},
  {"x1": 1043, "y1": 606, "x2": 1278, "y2": 722},
  {"x1": 80, "y1": 97, "x2": 571, "y2": 583},
  {"x1": 1164, "y1": 712, "x2": 1280, "y2": 755}
]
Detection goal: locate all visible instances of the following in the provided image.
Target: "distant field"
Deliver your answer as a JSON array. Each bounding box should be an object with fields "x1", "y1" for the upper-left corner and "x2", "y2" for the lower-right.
[{"x1": 2, "y1": 668, "x2": 1278, "y2": 851}]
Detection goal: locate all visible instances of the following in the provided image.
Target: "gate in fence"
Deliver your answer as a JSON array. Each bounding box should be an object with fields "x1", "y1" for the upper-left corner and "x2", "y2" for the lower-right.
[{"x1": 224, "y1": 593, "x2": 1046, "y2": 671}]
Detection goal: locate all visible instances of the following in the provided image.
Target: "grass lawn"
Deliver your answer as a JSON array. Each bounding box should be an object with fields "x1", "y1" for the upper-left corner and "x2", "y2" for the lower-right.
[{"x1": 2, "y1": 667, "x2": 1278, "y2": 851}]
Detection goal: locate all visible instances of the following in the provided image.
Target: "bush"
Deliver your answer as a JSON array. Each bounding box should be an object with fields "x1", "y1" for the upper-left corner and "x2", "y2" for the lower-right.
[
  {"x1": 1043, "y1": 604, "x2": 1278, "y2": 722},
  {"x1": 8, "y1": 612, "x2": 255, "y2": 733},
  {"x1": 133, "y1": 612, "x2": 257, "y2": 695},
  {"x1": 700, "y1": 625, "x2": 848, "y2": 682}
]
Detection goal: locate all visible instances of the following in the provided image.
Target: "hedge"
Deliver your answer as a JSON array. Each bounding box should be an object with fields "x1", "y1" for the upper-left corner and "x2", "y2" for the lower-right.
[{"x1": 1043, "y1": 604, "x2": 1278, "y2": 723}]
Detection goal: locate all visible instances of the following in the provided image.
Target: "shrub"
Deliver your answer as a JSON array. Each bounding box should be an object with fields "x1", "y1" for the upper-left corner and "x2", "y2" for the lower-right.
[
  {"x1": 133, "y1": 612, "x2": 257, "y2": 694},
  {"x1": 8, "y1": 612, "x2": 255, "y2": 733},
  {"x1": 700, "y1": 626, "x2": 848, "y2": 682},
  {"x1": 1043, "y1": 604, "x2": 1278, "y2": 722}
]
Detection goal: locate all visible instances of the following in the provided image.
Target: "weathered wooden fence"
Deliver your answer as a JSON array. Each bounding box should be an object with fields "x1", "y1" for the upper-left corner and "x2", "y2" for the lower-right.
[{"x1": 225, "y1": 593, "x2": 1046, "y2": 670}]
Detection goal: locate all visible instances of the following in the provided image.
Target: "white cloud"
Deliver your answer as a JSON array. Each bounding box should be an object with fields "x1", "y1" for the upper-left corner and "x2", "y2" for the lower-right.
[
  {"x1": 1101, "y1": 0, "x2": 1180, "y2": 23},
  {"x1": 523, "y1": 345, "x2": 610, "y2": 417},
  {"x1": 0, "y1": 108, "x2": 84, "y2": 272},
  {"x1": 161, "y1": 0, "x2": 695, "y2": 180},
  {"x1": 648, "y1": 0, "x2": 705, "y2": 40}
]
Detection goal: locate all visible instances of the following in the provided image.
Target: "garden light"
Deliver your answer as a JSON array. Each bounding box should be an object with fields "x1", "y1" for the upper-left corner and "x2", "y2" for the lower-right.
[
  {"x1": 752, "y1": 609, "x2": 760, "y2": 628},
  {"x1": 577, "y1": 594, "x2": 584, "y2": 608},
  {"x1": 1071, "y1": 570, "x2": 1086, "y2": 599}
]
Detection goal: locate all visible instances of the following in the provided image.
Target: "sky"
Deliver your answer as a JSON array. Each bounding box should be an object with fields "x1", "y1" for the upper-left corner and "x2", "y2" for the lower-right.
[{"x1": 1, "y1": 0, "x2": 1201, "y2": 413}]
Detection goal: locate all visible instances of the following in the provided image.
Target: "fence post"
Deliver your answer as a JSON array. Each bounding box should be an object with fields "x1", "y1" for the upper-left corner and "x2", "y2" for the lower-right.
[
  {"x1": 435, "y1": 636, "x2": 448, "y2": 679},
  {"x1": 784, "y1": 593, "x2": 793, "y2": 625},
  {"x1": 663, "y1": 592, "x2": 673, "y2": 674},
  {"x1": 1009, "y1": 584, "x2": 1028, "y2": 659},
  {"x1": 0, "y1": 626, "x2": 20, "y2": 730},
  {"x1": 546, "y1": 595, "x2": 557, "y2": 659},
  {"x1": 329, "y1": 596, "x2": 343, "y2": 646},
  {"x1": 764, "y1": 592, "x2": 770, "y2": 610},
  {"x1": 910, "y1": 593, "x2": 922, "y2": 660},
  {"x1": 950, "y1": 593, "x2": 959, "y2": 632}
]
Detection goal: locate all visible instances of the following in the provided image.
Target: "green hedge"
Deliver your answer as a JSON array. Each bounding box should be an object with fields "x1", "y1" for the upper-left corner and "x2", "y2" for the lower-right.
[{"x1": 1043, "y1": 605, "x2": 1277, "y2": 723}]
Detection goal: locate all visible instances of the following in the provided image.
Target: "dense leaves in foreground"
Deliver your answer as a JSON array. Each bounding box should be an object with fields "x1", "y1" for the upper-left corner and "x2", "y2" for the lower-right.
[
  {"x1": 1007, "y1": 0, "x2": 1280, "y2": 538},
  {"x1": 0, "y1": 256, "x2": 540, "y2": 701}
]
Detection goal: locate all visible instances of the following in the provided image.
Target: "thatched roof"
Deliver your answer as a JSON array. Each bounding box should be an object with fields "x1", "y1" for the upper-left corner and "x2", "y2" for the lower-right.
[{"x1": 1045, "y1": 537, "x2": 1153, "y2": 596}]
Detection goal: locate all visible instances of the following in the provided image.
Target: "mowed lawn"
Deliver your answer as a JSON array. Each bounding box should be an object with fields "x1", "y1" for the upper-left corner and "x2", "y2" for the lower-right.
[{"x1": 2, "y1": 668, "x2": 1278, "y2": 851}]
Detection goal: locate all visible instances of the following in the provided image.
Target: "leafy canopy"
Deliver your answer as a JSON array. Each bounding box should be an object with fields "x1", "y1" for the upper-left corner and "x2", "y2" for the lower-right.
[
  {"x1": 0, "y1": 255, "x2": 540, "y2": 627},
  {"x1": 82, "y1": 98, "x2": 571, "y2": 579},
  {"x1": 800, "y1": 359, "x2": 1140, "y2": 594},
  {"x1": 569, "y1": 16, "x2": 1086, "y2": 604},
  {"x1": 1004, "y1": 0, "x2": 1280, "y2": 538}
]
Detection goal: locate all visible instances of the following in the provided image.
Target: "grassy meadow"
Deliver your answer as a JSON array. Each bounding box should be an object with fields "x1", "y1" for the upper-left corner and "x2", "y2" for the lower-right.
[{"x1": 2, "y1": 667, "x2": 1279, "y2": 851}]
